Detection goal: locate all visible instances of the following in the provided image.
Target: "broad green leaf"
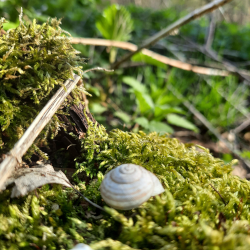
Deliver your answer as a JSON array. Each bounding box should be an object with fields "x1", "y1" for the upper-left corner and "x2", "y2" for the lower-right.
[
  {"x1": 122, "y1": 76, "x2": 147, "y2": 93},
  {"x1": 156, "y1": 94, "x2": 179, "y2": 105},
  {"x1": 88, "y1": 86, "x2": 100, "y2": 96},
  {"x1": 148, "y1": 120, "x2": 173, "y2": 134},
  {"x1": 167, "y1": 114, "x2": 199, "y2": 132},
  {"x1": 90, "y1": 103, "x2": 107, "y2": 114},
  {"x1": 134, "y1": 117, "x2": 149, "y2": 129},
  {"x1": 114, "y1": 111, "x2": 130, "y2": 124},
  {"x1": 134, "y1": 90, "x2": 154, "y2": 114}
]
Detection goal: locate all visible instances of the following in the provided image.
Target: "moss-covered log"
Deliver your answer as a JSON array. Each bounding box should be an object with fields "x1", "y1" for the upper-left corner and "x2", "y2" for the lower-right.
[{"x1": 0, "y1": 15, "x2": 86, "y2": 157}]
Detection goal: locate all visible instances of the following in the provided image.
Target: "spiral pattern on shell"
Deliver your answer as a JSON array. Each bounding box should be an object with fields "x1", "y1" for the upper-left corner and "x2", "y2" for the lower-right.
[{"x1": 100, "y1": 164, "x2": 164, "y2": 210}]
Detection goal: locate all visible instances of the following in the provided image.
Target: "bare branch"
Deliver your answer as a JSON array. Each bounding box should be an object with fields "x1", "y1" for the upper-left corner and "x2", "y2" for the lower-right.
[
  {"x1": 111, "y1": 0, "x2": 233, "y2": 69},
  {"x1": 72, "y1": 38, "x2": 229, "y2": 76},
  {"x1": 183, "y1": 38, "x2": 250, "y2": 83}
]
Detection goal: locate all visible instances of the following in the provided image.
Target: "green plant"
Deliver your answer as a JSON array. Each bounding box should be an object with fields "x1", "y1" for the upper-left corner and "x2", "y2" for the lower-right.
[
  {"x1": 96, "y1": 4, "x2": 134, "y2": 63},
  {"x1": 121, "y1": 67, "x2": 198, "y2": 134},
  {"x1": 166, "y1": 69, "x2": 249, "y2": 130}
]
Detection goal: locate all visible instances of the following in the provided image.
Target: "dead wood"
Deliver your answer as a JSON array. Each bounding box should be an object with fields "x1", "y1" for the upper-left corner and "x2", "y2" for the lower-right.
[{"x1": 72, "y1": 38, "x2": 229, "y2": 77}]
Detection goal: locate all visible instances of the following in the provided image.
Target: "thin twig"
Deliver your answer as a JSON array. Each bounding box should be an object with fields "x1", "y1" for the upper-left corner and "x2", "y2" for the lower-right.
[
  {"x1": 233, "y1": 117, "x2": 250, "y2": 134},
  {"x1": 183, "y1": 37, "x2": 250, "y2": 83},
  {"x1": 209, "y1": 184, "x2": 227, "y2": 205},
  {"x1": 72, "y1": 38, "x2": 229, "y2": 76},
  {"x1": 83, "y1": 67, "x2": 114, "y2": 74},
  {"x1": 46, "y1": 172, "x2": 105, "y2": 211},
  {"x1": 205, "y1": 12, "x2": 216, "y2": 49},
  {"x1": 111, "y1": 0, "x2": 233, "y2": 69},
  {"x1": 70, "y1": 184, "x2": 105, "y2": 211}
]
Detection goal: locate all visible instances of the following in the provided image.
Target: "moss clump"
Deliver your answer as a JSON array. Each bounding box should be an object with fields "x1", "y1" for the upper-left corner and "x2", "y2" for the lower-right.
[
  {"x1": 76, "y1": 121, "x2": 250, "y2": 250},
  {"x1": 0, "y1": 15, "x2": 86, "y2": 155},
  {"x1": 1, "y1": 118, "x2": 250, "y2": 249},
  {"x1": 0, "y1": 185, "x2": 104, "y2": 250}
]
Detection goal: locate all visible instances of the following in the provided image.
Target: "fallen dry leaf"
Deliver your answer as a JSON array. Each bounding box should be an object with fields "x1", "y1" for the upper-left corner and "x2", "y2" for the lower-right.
[{"x1": 0, "y1": 164, "x2": 71, "y2": 197}]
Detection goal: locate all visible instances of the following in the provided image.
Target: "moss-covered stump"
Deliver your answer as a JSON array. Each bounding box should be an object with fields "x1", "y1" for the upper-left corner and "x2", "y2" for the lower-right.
[
  {"x1": 0, "y1": 15, "x2": 86, "y2": 157},
  {"x1": 1, "y1": 120, "x2": 250, "y2": 249}
]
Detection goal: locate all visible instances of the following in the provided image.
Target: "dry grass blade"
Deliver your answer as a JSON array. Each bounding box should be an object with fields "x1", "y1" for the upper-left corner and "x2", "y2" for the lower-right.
[
  {"x1": 71, "y1": 38, "x2": 229, "y2": 76},
  {"x1": 112, "y1": 0, "x2": 233, "y2": 69}
]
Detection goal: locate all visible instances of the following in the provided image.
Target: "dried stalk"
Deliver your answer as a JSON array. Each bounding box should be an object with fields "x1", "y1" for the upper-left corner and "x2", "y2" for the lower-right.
[
  {"x1": 233, "y1": 117, "x2": 250, "y2": 134},
  {"x1": 71, "y1": 38, "x2": 229, "y2": 76},
  {"x1": 111, "y1": 0, "x2": 233, "y2": 69}
]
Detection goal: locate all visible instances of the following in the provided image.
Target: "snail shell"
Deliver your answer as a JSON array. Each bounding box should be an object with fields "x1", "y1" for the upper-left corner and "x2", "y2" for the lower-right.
[
  {"x1": 100, "y1": 164, "x2": 164, "y2": 210},
  {"x1": 70, "y1": 243, "x2": 93, "y2": 250}
]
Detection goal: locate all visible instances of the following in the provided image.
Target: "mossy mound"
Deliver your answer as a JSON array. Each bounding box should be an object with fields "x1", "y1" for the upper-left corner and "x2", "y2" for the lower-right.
[
  {"x1": 0, "y1": 15, "x2": 86, "y2": 155},
  {"x1": 1, "y1": 120, "x2": 250, "y2": 249}
]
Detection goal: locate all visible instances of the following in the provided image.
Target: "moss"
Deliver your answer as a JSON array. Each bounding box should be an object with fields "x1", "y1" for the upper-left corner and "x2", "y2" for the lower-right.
[
  {"x1": 76, "y1": 120, "x2": 250, "y2": 250},
  {"x1": 0, "y1": 14, "x2": 87, "y2": 156},
  {"x1": 1, "y1": 119, "x2": 250, "y2": 249}
]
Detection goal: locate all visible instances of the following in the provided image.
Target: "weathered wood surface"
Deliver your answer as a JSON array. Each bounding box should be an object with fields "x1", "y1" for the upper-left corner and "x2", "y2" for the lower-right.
[{"x1": 0, "y1": 74, "x2": 81, "y2": 190}]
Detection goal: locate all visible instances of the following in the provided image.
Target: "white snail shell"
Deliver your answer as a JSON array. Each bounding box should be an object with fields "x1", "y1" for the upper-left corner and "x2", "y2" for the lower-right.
[
  {"x1": 100, "y1": 164, "x2": 164, "y2": 210},
  {"x1": 70, "y1": 243, "x2": 93, "y2": 250}
]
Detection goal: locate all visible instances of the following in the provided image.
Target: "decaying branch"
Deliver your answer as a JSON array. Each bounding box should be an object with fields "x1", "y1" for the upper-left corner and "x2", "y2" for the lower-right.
[
  {"x1": 71, "y1": 38, "x2": 229, "y2": 76},
  {"x1": 111, "y1": 0, "x2": 233, "y2": 69}
]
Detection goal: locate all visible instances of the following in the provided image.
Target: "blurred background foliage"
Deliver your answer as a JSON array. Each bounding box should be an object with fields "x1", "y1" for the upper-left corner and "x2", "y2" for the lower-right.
[{"x1": 1, "y1": 0, "x2": 250, "y2": 161}]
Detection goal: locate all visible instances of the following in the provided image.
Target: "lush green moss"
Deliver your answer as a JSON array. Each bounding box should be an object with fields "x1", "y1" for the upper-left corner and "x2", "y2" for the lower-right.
[
  {"x1": 0, "y1": 15, "x2": 86, "y2": 156},
  {"x1": 77, "y1": 121, "x2": 250, "y2": 250},
  {"x1": 2, "y1": 119, "x2": 250, "y2": 249}
]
